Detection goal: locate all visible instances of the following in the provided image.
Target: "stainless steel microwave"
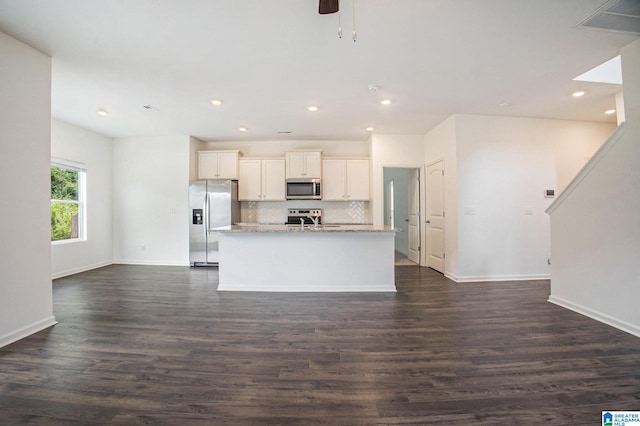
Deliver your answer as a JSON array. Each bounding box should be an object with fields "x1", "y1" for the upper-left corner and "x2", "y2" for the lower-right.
[{"x1": 286, "y1": 178, "x2": 321, "y2": 200}]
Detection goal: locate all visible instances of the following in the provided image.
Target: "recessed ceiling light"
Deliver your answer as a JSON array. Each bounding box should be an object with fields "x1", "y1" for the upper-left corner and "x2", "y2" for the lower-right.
[
  {"x1": 365, "y1": 127, "x2": 374, "y2": 132},
  {"x1": 380, "y1": 99, "x2": 392, "y2": 105},
  {"x1": 238, "y1": 127, "x2": 248, "y2": 132},
  {"x1": 572, "y1": 91, "x2": 586, "y2": 97},
  {"x1": 211, "y1": 99, "x2": 223, "y2": 106},
  {"x1": 96, "y1": 109, "x2": 108, "y2": 117},
  {"x1": 307, "y1": 106, "x2": 319, "y2": 112},
  {"x1": 498, "y1": 102, "x2": 509, "y2": 107},
  {"x1": 605, "y1": 109, "x2": 616, "y2": 115}
]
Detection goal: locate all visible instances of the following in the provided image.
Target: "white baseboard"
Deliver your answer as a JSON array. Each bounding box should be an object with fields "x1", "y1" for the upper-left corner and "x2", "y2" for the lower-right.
[
  {"x1": 548, "y1": 295, "x2": 640, "y2": 338},
  {"x1": 113, "y1": 259, "x2": 191, "y2": 267},
  {"x1": 52, "y1": 260, "x2": 113, "y2": 280},
  {"x1": 0, "y1": 316, "x2": 58, "y2": 349},
  {"x1": 445, "y1": 273, "x2": 550, "y2": 283}
]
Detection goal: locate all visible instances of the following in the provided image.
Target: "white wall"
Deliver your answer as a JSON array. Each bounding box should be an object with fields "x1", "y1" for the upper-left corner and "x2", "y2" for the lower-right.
[
  {"x1": 547, "y1": 37, "x2": 640, "y2": 337},
  {"x1": 424, "y1": 114, "x2": 614, "y2": 282},
  {"x1": 189, "y1": 136, "x2": 205, "y2": 181},
  {"x1": 113, "y1": 136, "x2": 191, "y2": 265},
  {"x1": 548, "y1": 125, "x2": 639, "y2": 336},
  {"x1": 51, "y1": 119, "x2": 113, "y2": 278},
  {"x1": 369, "y1": 134, "x2": 426, "y2": 264},
  {"x1": 622, "y1": 38, "x2": 640, "y2": 125},
  {"x1": 369, "y1": 134, "x2": 426, "y2": 227},
  {"x1": 0, "y1": 32, "x2": 56, "y2": 348}
]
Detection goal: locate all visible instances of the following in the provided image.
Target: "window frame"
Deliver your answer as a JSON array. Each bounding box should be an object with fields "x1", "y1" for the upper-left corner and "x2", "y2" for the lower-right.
[{"x1": 51, "y1": 158, "x2": 87, "y2": 244}]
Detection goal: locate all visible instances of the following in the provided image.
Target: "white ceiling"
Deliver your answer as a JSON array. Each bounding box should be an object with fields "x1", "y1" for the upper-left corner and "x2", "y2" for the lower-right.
[{"x1": 0, "y1": 0, "x2": 637, "y2": 142}]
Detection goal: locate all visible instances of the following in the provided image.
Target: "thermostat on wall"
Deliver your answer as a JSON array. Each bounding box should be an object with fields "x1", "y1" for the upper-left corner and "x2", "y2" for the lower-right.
[{"x1": 544, "y1": 189, "x2": 555, "y2": 198}]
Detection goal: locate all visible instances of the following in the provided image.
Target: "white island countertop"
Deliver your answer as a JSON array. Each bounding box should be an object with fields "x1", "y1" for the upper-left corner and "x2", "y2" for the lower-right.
[
  {"x1": 214, "y1": 223, "x2": 399, "y2": 292},
  {"x1": 213, "y1": 224, "x2": 399, "y2": 233}
]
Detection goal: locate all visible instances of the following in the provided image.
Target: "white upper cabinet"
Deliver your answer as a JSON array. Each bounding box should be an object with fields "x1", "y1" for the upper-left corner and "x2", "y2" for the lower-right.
[
  {"x1": 238, "y1": 159, "x2": 261, "y2": 200},
  {"x1": 261, "y1": 159, "x2": 286, "y2": 200},
  {"x1": 322, "y1": 158, "x2": 370, "y2": 201},
  {"x1": 198, "y1": 150, "x2": 240, "y2": 179},
  {"x1": 321, "y1": 159, "x2": 346, "y2": 200},
  {"x1": 238, "y1": 158, "x2": 285, "y2": 201},
  {"x1": 285, "y1": 151, "x2": 322, "y2": 178}
]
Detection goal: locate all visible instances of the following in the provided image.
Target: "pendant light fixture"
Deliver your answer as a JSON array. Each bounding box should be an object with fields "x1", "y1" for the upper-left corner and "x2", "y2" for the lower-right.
[
  {"x1": 319, "y1": 0, "x2": 358, "y2": 42},
  {"x1": 351, "y1": 0, "x2": 357, "y2": 42}
]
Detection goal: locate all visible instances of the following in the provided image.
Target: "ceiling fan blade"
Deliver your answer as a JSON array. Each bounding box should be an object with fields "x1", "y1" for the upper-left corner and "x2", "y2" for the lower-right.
[{"x1": 319, "y1": 0, "x2": 339, "y2": 14}]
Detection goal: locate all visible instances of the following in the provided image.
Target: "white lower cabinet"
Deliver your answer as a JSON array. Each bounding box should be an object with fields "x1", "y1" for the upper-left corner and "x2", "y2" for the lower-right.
[
  {"x1": 239, "y1": 158, "x2": 285, "y2": 201},
  {"x1": 322, "y1": 159, "x2": 370, "y2": 201}
]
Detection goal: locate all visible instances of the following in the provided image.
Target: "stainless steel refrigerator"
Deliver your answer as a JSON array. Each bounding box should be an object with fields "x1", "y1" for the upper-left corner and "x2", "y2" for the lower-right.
[{"x1": 189, "y1": 179, "x2": 240, "y2": 266}]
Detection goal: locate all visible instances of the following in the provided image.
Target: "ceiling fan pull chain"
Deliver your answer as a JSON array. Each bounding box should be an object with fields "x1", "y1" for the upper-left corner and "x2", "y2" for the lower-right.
[
  {"x1": 338, "y1": 6, "x2": 343, "y2": 38},
  {"x1": 352, "y1": 0, "x2": 357, "y2": 42}
]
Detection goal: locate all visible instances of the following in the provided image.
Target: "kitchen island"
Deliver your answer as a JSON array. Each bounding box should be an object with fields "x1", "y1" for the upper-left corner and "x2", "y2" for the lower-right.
[{"x1": 214, "y1": 224, "x2": 398, "y2": 292}]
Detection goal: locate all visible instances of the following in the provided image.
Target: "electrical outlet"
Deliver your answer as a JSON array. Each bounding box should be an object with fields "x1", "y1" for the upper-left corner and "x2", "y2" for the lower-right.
[{"x1": 141, "y1": 244, "x2": 146, "y2": 251}]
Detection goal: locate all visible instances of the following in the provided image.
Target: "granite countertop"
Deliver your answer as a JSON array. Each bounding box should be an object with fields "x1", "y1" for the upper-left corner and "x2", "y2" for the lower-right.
[{"x1": 212, "y1": 224, "x2": 400, "y2": 233}]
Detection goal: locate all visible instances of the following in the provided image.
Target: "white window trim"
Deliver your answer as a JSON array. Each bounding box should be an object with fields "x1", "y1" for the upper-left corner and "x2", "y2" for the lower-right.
[{"x1": 51, "y1": 158, "x2": 87, "y2": 244}]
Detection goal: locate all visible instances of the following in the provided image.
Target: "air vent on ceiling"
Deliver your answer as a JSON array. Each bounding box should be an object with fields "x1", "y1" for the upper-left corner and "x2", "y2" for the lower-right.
[{"x1": 575, "y1": 0, "x2": 640, "y2": 34}]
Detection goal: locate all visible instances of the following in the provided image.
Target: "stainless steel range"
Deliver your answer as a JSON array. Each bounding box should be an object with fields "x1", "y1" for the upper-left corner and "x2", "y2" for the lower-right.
[{"x1": 285, "y1": 209, "x2": 322, "y2": 225}]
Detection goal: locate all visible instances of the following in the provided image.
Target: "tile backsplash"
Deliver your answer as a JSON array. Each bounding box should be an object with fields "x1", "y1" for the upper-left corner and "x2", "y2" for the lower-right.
[{"x1": 241, "y1": 201, "x2": 371, "y2": 224}]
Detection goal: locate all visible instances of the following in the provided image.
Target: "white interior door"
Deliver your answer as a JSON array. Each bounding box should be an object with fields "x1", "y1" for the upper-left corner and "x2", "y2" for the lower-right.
[
  {"x1": 427, "y1": 161, "x2": 445, "y2": 273},
  {"x1": 407, "y1": 169, "x2": 420, "y2": 264}
]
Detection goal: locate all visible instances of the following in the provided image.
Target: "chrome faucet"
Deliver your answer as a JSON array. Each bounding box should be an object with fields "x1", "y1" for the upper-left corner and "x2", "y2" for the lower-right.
[
  {"x1": 300, "y1": 217, "x2": 305, "y2": 229},
  {"x1": 308, "y1": 216, "x2": 320, "y2": 228}
]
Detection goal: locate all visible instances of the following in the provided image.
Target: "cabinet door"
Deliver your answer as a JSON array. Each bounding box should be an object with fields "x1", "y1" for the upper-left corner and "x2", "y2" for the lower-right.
[
  {"x1": 303, "y1": 152, "x2": 322, "y2": 178},
  {"x1": 216, "y1": 151, "x2": 239, "y2": 179},
  {"x1": 286, "y1": 151, "x2": 322, "y2": 178},
  {"x1": 261, "y1": 159, "x2": 286, "y2": 200},
  {"x1": 346, "y1": 160, "x2": 370, "y2": 200},
  {"x1": 322, "y1": 159, "x2": 346, "y2": 200},
  {"x1": 238, "y1": 159, "x2": 262, "y2": 200},
  {"x1": 198, "y1": 152, "x2": 220, "y2": 179},
  {"x1": 285, "y1": 152, "x2": 306, "y2": 178}
]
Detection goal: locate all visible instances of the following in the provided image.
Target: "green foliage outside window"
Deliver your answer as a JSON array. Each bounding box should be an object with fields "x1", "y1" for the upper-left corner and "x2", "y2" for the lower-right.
[
  {"x1": 51, "y1": 166, "x2": 81, "y2": 241},
  {"x1": 51, "y1": 167, "x2": 78, "y2": 200}
]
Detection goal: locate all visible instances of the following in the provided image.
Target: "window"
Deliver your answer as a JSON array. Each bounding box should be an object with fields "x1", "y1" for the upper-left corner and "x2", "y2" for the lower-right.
[{"x1": 51, "y1": 160, "x2": 86, "y2": 242}]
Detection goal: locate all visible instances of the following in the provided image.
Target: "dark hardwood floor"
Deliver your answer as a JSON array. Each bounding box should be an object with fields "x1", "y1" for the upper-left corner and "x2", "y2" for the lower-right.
[{"x1": 1, "y1": 265, "x2": 639, "y2": 424}]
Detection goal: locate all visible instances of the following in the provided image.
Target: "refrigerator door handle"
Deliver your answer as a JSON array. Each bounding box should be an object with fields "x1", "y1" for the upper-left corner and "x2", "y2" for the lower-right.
[{"x1": 204, "y1": 192, "x2": 210, "y2": 232}]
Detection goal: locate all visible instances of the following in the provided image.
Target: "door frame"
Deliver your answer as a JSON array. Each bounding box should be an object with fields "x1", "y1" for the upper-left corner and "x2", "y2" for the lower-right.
[{"x1": 381, "y1": 164, "x2": 426, "y2": 266}]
